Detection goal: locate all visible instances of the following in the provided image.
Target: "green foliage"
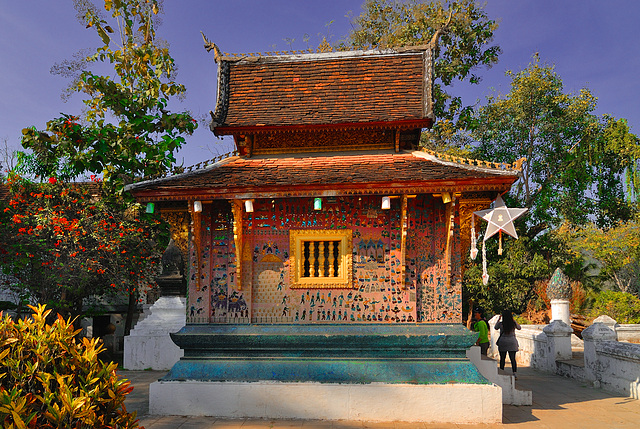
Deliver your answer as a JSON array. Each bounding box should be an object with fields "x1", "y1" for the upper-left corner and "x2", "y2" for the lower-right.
[
  {"x1": 561, "y1": 218, "x2": 640, "y2": 297},
  {"x1": 464, "y1": 236, "x2": 550, "y2": 315},
  {"x1": 472, "y1": 55, "x2": 640, "y2": 231},
  {"x1": 346, "y1": 0, "x2": 500, "y2": 151},
  {"x1": 0, "y1": 305, "x2": 141, "y2": 429},
  {"x1": 513, "y1": 314, "x2": 532, "y2": 325},
  {"x1": 589, "y1": 290, "x2": 640, "y2": 324},
  {"x1": 465, "y1": 55, "x2": 640, "y2": 313},
  {"x1": 19, "y1": 0, "x2": 196, "y2": 192},
  {"x1": 0, "y1": 174, "x2": 166, "y2": 320}
]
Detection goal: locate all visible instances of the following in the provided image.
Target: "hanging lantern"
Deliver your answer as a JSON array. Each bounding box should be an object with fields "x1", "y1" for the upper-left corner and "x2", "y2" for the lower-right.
[
  {"x1": 470, "y1": 213, "x2": 478, "y2": 260},
  {"x1": 473, "y1": 195, "x2": 527, "y2": 285}
]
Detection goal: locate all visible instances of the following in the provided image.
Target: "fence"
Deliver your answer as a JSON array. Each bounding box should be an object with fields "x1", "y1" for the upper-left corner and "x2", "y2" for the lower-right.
[{"x1": 487, "y1": 315, "x2": 640, "y2": 399}]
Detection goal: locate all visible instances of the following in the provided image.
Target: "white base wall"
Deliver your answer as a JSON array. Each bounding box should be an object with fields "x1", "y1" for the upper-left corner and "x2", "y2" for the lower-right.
[
  {"x1": 149, "y1": 380, "x2": 502, "y2": 424},
  {"x1": 123, "y1": 296, "x2": 185, "y2": 370},
  {"x1": 466, "y1": 345, "x2": 531, "y2": 405},
  {"x1": 124, "y1": 334, "x2": 183, "y2": 370}
]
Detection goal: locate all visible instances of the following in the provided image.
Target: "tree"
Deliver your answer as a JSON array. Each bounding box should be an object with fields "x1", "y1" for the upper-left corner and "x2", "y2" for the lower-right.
[
  {"x1": 0, "y1": 174, "x2": 166, "y2": 323},
  {"x1": 0, "y1": 137, "x2": 18, "y2": 180},
  {"x1": 464, "y1": 237, "x2": 549, "y2": 315},
  {"x1": 472, "y1": 55, "x2": 640, "y2": 232},
  {"x1": 12, "y1": 0, "x2": 192, "y2": 332},
  {"x1": 346, "y1": 0, "x2": 501, "y2": 151},
  {"x1": 464, "y1": 56, "x2": 640, "y2": 315},
  {"x1": 19, "y1": 0, "x2": 196, "y2": 192},
  {"x1": 561, "y1": 218, "x2": 640, "y2": 297}
]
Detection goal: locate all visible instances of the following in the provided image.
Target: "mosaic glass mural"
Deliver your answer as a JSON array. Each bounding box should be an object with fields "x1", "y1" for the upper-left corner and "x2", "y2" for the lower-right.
[{"x1": 186, "y1": 195, "x2": 462, "y2": 324}]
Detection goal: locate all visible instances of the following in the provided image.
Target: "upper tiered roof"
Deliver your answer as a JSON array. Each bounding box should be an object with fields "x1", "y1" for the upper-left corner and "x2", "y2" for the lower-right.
[{"x1": 209, "y1": 46, "x2": 434, "y2": 136}]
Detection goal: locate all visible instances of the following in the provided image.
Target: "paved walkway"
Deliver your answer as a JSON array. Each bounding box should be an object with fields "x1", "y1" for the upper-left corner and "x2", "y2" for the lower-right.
[{"x1": 121, "y1": 365, "x2": 640, "y2": 428}]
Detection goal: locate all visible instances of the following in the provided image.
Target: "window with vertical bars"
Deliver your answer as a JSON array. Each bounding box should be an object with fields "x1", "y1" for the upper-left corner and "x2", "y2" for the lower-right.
[
  {"x1": 290, "y1": 230, "x2": 352, "y2": 288},
  {"x1": 302, "y1": 240, "x2": 341, "y2": 278}
]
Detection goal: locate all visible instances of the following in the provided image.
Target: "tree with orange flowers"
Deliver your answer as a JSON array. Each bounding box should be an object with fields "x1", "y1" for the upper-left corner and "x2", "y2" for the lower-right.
[
  {"x1": 9, "y1": 0, "x2": 191, "y2": 331},
  {"x1": 0, "y1": 174, "x2": 167, "y2": 325},
  {"x1": 19, "y1": 0, "x2": 196, "y2": 193}
]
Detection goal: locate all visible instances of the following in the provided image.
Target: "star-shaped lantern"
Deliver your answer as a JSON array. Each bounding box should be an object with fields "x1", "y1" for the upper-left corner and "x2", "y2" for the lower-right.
[
  {"x1": 475, "y1": 195, "x2": 527, "y2": 242},
  {"x1": 470, "y1": 195, "x2": 528, "y2": 285}
]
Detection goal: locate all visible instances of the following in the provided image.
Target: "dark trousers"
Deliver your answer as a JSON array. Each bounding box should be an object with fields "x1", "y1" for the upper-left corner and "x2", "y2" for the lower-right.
[{"x1": 499, "y1": 350, "x2": 517, "y2": 373}]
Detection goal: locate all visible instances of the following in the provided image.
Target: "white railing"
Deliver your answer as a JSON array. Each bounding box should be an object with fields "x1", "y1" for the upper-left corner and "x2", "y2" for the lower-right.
[{"x1": 487, "y1": 314, "x2": 639, "y2": 399}]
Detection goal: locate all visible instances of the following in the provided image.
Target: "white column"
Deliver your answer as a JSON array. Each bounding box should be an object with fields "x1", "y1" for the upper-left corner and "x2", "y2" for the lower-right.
[{"x1": 550, "y1": 299, "x2": 571, "y2": 325}]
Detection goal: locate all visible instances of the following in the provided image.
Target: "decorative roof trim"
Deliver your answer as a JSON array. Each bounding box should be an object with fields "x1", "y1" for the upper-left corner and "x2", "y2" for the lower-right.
[
  {"x1": 125, "y1": 152, "x2": 239, "y2": 191},
  {"x1": 423, "y1": 48, "x2": 434, "y2": 120},
  {"x1": 218, "y1": 45, "x2": 432, "y2": 64},
  {"x1": 129, "y1": 179, "x2": 517, "y2": 203},
  {"x1": 213, "y1": 119, "x2": 433, "y2": 136},
  {"x1": 415, "y1": 150, "x2": 526, "y2": 173},
  {"x1": 209, "y1": 59, "x2": 229, "y2": 130}
]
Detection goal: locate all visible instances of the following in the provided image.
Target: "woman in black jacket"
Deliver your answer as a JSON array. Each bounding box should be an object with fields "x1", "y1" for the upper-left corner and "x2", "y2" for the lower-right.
[{"x1": 495, "y1": 310, "x2": 522, "y2": 378}]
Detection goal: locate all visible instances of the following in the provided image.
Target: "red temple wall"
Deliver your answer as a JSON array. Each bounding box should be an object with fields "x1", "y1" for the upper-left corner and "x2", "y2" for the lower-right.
[{"x1": 186, "y1": 195, "x2": 461, "y2": 324}]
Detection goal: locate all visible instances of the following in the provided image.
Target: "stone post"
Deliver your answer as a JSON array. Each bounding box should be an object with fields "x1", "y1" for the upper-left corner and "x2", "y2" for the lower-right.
[
  {"x1": 488, "y1": 314, "x2": 501, "y2": 358},
  {"x1": 550, "y1": 300, "x2": 571, "y2": 325},
  {"x1": 546, "y1": 268, "x2": 572, "y2": 326},
  {"x1": 582, "y1": 322, "x2": 617, "y2": 386},
  {"x1": 542, "y1": 320, "x2": 573, "y2": 372},
  {"x1": 592, "y1": 315, "x2": 619, "y2": 339}
]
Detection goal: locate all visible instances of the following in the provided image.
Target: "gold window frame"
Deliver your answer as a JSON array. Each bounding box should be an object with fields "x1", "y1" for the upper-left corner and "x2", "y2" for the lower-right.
[{"x1": 289, "y1": 229, "x2": 353, "y2": 289}]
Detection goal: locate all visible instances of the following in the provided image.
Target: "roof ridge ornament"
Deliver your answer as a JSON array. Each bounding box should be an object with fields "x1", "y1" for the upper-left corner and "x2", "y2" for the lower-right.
[
  {"x1": 211, "y1": 44, "x2": 435, "y2": 62},
  {"x1": 201, "y1": 31, "x2": 222, "y2": 62},
  {"x1": 133, "y1": 150, "x2": 239, "y2": 184},
  {"x1": 420, "y1": 148, "x2": 526, "y2": 172}
]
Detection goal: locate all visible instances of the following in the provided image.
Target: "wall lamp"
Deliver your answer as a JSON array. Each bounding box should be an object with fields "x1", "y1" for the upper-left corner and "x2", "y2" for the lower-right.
[
  {"x1": 244, "y1": 199, "x2": 254, "y2": 213},
  {"x1": 193, "y1": 200, "x2": 203, "y2": 213},
  {"x1": 314, "y1": 197, "x2": 322, "y2": 210},
  {"x1": 381, "y1": 196, "x2": 391, "y2": 210},
  {"x1": 145, "y1": 202, "x2": 155, "y2": 214}
]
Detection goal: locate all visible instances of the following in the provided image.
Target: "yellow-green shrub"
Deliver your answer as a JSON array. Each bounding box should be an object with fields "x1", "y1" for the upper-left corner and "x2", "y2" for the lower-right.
[{"x1": 0, "y1": 305, "x2": 142, "y2": 429}]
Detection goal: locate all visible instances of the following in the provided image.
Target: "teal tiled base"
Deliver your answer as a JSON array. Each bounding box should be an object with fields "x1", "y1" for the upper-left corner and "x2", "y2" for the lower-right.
[{"x1": 166, "y1": 323, "x2": 487, "y2": 385}]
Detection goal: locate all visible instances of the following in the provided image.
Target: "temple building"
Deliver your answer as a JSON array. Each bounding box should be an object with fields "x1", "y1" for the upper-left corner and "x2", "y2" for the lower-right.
[{"x1": 127, "y1": 44, "x2": 522, "y2": 423}]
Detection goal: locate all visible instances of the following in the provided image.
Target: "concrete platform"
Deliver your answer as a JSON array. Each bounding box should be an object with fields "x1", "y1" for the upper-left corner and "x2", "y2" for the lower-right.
[
  {"x1": 149, "y1": 379, "x2": 500, "y2": 423},
  {"x1": 121, "y1": 364, "x2": 640, "y2": 428}
]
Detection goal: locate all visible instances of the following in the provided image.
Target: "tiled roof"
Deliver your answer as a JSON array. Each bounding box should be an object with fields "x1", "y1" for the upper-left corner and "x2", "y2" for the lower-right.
[
  {"x1": 211, "y1": 49, "x2": 432, "y2": 133},
  {"x1": 128, "y1": 151, "x2": 518, "y2": 200},
  {"x1": 0, "y1": 184, "x2": 8, "y2": 202}
]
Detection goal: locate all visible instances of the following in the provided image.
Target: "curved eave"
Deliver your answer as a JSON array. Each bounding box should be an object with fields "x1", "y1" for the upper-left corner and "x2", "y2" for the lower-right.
[
  {"x1": 212, "y1": 118, "x2": 433, "y2": 137},
  {"x1": 130, "y1": 175, "x2": 517, "y2": 203}
]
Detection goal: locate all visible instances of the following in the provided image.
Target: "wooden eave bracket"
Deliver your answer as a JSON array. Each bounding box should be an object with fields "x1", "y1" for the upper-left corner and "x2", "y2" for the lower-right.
[{"x1": 212, "y1": 119, "x2": 433, "y2": 137}]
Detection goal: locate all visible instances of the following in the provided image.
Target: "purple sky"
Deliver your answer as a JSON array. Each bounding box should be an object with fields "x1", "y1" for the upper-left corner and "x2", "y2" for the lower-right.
[{"x1": 2, "y1": 1, "x2": 639, "y2": 171}]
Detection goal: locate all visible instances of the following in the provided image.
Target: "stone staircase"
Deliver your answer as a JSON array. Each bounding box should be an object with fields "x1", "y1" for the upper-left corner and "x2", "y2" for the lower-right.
[{"x1": 467, "y1": 345, "x2": 533, "y2": 405}]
